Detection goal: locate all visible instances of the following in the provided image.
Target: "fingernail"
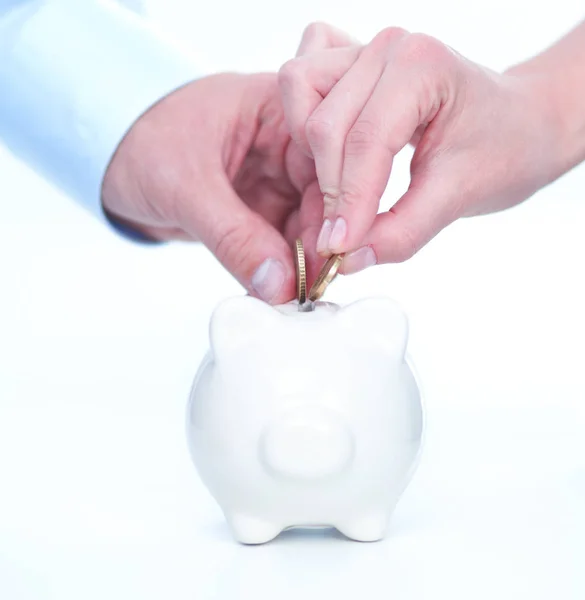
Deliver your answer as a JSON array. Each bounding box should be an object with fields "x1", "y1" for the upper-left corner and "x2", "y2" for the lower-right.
[
  {"x1": 251, "y1": 258, "x2": 285, "y2": 302},
  {"x1": 328, "y1": 216, "x2": 347, "y2": 252},
  {"x1": 316, "y1": 218, "x2": 333, "y2": 255},
  {"x1": 342, "y1": 246, "x2": 377, "y2": 274}
]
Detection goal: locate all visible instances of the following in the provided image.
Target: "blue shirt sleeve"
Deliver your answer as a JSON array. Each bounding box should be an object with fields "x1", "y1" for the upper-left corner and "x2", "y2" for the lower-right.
[{"x1": 0, "y1": 0, "x2": 211, "y2": 240}]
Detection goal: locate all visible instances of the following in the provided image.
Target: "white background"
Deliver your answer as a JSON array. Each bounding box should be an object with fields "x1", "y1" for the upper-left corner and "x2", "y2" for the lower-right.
[{"x1": 1, "y1": 1, "x2": 584, "y2": 598}]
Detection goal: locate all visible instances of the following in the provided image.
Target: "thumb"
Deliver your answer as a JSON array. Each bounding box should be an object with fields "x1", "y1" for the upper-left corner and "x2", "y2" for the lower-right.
[
  {"x1": 179, "y1": 173, "x2": 296, "y2": 304},
  {"x1": 341, "y1": 169, "x2": 462, "y2": 272}
]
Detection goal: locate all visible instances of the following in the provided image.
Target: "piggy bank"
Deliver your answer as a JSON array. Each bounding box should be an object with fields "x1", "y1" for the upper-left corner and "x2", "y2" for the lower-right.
[{"x1": 186, "y1": 295, "x2": 423, "y2": 544}]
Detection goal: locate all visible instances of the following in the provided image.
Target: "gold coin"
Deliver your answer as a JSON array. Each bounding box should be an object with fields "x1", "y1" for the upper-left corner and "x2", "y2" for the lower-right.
[
  {"x1": 308, "y1": 253, "x2": 344, "y2": 302},
  {"x1": 294, "y1": 238, "x2": 307, "y2": 305}
]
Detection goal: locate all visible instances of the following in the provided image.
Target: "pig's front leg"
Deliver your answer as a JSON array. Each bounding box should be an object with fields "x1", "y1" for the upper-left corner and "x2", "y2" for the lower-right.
[
  {"x1": 336, "y1": 511, "x2": 391, "y2": 542},
  {"x1": 227, "y1": 514, "x2": 283, "y2": 545}
]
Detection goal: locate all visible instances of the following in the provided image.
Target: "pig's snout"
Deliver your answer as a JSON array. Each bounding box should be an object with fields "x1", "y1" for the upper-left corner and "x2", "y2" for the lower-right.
[{"x1": 259, "y1": 406, "x2": 354, "y2": 480}]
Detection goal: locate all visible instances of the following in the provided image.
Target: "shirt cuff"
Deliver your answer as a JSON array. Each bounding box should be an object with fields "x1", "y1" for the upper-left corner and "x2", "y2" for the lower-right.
[{"x1": 0, "y1": 0, "x2": 211, "y2": 235}]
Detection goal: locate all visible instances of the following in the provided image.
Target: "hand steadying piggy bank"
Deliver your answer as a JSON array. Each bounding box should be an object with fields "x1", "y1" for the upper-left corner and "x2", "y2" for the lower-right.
[{"x1": 186, "y1": 295, "x2": 423, "y2": 544}]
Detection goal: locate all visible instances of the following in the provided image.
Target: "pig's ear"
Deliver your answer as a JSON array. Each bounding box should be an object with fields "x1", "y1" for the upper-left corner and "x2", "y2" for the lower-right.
[
  {"x1": 210, "y1": 295, "x2": 282, "y2": 356},
  {"x1": 337, "y1": 297, "x2": 409, "y2": 358}
]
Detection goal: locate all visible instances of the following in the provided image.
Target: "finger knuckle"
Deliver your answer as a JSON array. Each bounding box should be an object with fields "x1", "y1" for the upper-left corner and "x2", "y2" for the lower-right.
[
  {"x1": 340, "y1": 176, "x2": 380, "y2": 209},
  {"x1": 345, "y1": 119, "x2": 382, "y2": 156},
  {"x1": 305, "y1": 115, "x2": 335, "y2": 148},
  {"x1": 399, "y1": 32, "x2": 449, "y2": 65},
  {"x1": 371, "y1": 26, "x2": 409, "y2": 50},
  {"x1": 213, "y1": 220, "x2": 256, "y2": 274},
  {"x1": 278, "y1": 57, "x2": 306, "y2": 88},
  {"x1": 392, "y1": 224, "x2": 419, "y2": 262},
  {"x1": 322, "y1": 192, "x2": 339, "y2": 212},
  {"x1": 339, "y1": 186, "x2": 365, "y2": 209},
  {"x1": 302, "y1": 21, "x2": 329, "y2": 40}
]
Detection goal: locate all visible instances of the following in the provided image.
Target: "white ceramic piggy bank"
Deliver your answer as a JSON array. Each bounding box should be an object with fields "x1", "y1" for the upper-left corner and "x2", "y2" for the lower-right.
[{"x1": 186, "y1": 295, "x2": 423, "y2": 544}]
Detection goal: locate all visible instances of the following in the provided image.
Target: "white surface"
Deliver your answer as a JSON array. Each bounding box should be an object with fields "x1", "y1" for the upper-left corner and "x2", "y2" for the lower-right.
[
  {"x1": 187, "y1": 297, "x2": 422, "y2": 543},
  {"x1": 0, "y1": 0, "x2": 584, "y2": 598}
]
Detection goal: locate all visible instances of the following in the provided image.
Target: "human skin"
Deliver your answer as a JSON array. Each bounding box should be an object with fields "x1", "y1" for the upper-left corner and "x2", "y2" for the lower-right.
[
  {"x1": 101, "y1": 72, "x2": 325, "y2": 305},
  {"x1": 102, "y1": 21, "x2": 585, "y2": 303},
  {"x1": 278, "y1": 21, "x2": 585, "y2": 274},
  {"x1": 101, "y1": 25, "x2": 365, "y2": 305}
]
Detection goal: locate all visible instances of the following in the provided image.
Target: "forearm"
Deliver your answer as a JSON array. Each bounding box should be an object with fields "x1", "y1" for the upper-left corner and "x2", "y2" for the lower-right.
[
  {"x1": 506, "y1": 20, "x2": 585, "y2": 176},
  {"x1": 0, "y1": 0, "x2": 208, "y2": 231}
]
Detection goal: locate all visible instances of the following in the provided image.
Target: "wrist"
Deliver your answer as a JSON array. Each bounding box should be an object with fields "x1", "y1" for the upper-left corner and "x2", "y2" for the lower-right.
[
  {"x1": 504, "y1": 60, "x2": 585, "y2": 181},
  {"x1": 101, "y1": 133, "x2": 163, "y2": 243}
]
